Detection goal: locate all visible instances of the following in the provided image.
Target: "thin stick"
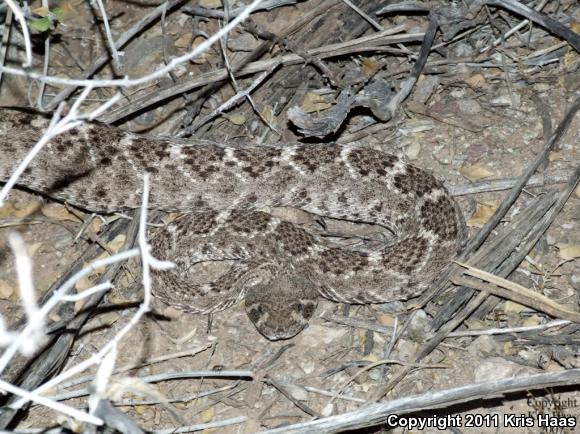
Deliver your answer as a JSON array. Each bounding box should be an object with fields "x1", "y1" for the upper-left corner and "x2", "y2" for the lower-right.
[
  {"x1": 259, "y1": 369, "x2": 580, "y2": 433},
  {"x1": 153, "y1": 416, "x2": 247, "y2": 434},
  {"x1": 46, "y1": 0, "x2": 190, "y2": 109},
  {"x1": 56, "y1": 345, "x2": 212, "y2": 389},
  {"x1": 0, "y1": 88, "x2": 121, "y2": 208},
  {"x1": 341, "y1": 0, "x2": 382, "y2": 31},
  {"x1": 484, "y1": 0, "x2": 580, "y2": 52},
  {"x1": 1, "y1": 0, "x2": 267, "y2": 89},
  {"x1": 60, "y1": 282, "x2": 112, "y2": 302},
  {"x1": 265, "y1": 376, "x2": 321, "y2": 418},
  {"x1": 451, "y1": 267, "x2": 580, "y2": 322},
  {"x1": 448, "y1": 169, "x2": 572, "y2": 196},
  {"x1": 480, "y1": 0, "x2": 549, "y2": 52},
  {"x1": 448, "y1": 319, "x2": 570, "y2": 337},
  {"x1": 93, "y1": 0, "x2": 123, "y2": 69},
  {"x1": 8, "y1": 27, "x2": 417, "y2": 121},
  {"x1": 36, "y1": 0, "x2": 50, "y2": 108},
  {"x1": 3, "y1": 0, "x2": 32, "y2": 67},
  {"x1": 6, "y1": 233, "x2": 42, "y2": 355},
  {"x1": 0, "y1": 216, "x2": 138, "y2": 429},
  {"x1": 0, "y1": 379, "x2": 102, "y2": 425},
  {"x1": 184, "y1": 0, "x2": 299, "y2": 19},
  {"x1": 99, "y1": 25, "x2": 414, "y2": 122},
  {"x1": 180, "y1": 65, "x2": 279, "y2": 136},
  {"x1": 0, "y1": 5, "x2": 14, "y2": 87},
  {"x1": 10, "y1": 176, "x2": 173, "y2": 409},
  {"x1": 327, "y1": 357, "x2": 447, "y2": 408}
]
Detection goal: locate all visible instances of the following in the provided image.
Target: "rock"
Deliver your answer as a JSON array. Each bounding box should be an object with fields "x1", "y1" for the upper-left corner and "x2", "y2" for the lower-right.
[{"x1": 474, "y1": 357, "x2": 537, "y2": 383}]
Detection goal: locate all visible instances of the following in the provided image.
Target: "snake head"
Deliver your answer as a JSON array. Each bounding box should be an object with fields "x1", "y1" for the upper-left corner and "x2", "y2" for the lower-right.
[{"x1": 244, "y1": 271, "x2": 318, "y2": 340}]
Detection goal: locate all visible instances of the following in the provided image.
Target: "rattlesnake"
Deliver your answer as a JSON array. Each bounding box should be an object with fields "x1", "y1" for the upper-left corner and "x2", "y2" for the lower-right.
[{"x1": 0, "y1": 108, "x2": 466, "y2": 340}]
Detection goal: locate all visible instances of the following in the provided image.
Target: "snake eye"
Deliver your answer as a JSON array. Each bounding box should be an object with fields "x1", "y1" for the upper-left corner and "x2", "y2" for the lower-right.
[
  {"x1": 302, "y1": 303, "x2": 315, "y2": 318},
  {"x1": 292, "y1": 304, "x2": 304, "y2": 315},
  {"x1": 247, "y1": 305, "x2": 264, "y2": 323},
  {"x1": 293, "y1": 303, "x2": 315, "y2": 318}
]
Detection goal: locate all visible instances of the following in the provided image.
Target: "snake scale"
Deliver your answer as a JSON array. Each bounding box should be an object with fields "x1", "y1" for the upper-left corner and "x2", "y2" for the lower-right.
[{"x1": 0, "y1": 109, "x2": 466, "y2": 339}]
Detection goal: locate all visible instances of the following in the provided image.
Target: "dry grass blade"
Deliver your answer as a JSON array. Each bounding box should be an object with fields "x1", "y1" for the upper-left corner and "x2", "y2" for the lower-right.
[
  {"x1": 452, "y1": 263, "x2": 580, "y2": 323},
  {"x1": 260, "y1": 369, "x2": 580, "y2": 433}
]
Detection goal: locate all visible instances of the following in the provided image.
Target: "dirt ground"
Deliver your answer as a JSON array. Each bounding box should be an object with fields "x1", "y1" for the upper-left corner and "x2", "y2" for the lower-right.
[{"x1": 1, "y1": 0, "x2": 579, "y2": 433}]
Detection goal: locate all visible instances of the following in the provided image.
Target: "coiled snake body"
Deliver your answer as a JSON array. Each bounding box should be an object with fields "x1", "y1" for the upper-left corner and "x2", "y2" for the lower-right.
[{"x1": 0, "y1": 109, "x2": 466, "y2": 339}]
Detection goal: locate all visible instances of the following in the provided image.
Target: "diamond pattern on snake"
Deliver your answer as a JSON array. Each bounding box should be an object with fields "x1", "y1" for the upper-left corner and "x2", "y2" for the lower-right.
[{"x1": 0, "y1": 109, "x2": 466, "y2": 340}]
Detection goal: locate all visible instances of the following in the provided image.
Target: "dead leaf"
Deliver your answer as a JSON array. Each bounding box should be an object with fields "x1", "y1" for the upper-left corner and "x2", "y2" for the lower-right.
[
  {"x1": 465, "y1": 73, "x2": 486, "y2": 88},
  {"x1": 75, "y1": 275, "x2": 93, "y2": 292},
  {"x1": 260, "y1": 104, "x2": 275, "y2": 124},
  {"x1": 174, "y1": 33, "x2": 192, "y2": 49},
  {"x1": 57, "y1": 0, "x2": 80, "y2": 21},
  {"x1": 556, "y1": 244, "x2": 580, "y2": 261},
  {"x1": 48, "y1": 312, "x2": 61, "y2": 322},
  {"x1": 28, "y1": 242, "x2": 43, "y2": 258},
  {"x1": 74, "y1": 299, "x2": 86, "y2": 313},
  {"x1": 88, "y1": 217, "x2": 104, "y2": 235},
  {"x1": 376, "y1": 313, "x2": 395, "y2": 327},
  {"x1": 503, "y1": 300, "x2": 525, "y2": 313},
  {"x1": 225, "y1": 113, "x2": 246, "y2": 126},
  {"x1": 198, "y1": 407, "x2": 215, "y2": 423},
  {"x1": 190, "y1": 36, "x2": 211, "y2": 64},
  {"x1": 107, "y1": 234, "x2": 126, "y2": 254},
  {"x1": 300, "y1": 92, "x2": 332, "y2": 113},
  {"x1": 0, "y1": 280, "x2": 15, "y2": 299},
  {"x1": 41, "y1": 203, "x2": 79, "y2": 222},
  {"x1": 0, "y1": 203, "x2": 15, "y2": 218},
  {"x1": 504, "y1": 341, "x2": 516, "y2": 355},
  {"x1": 467, "y1": 202, "x2": 497, "y2": 227},
  {"x1": 199, "y1": 0, "x2": 222, "y2": 8},
  {"x1": 523, "y1": 315, "x2": 541, "y2": 327},
  {"x1": 545, "y1": 362, "x2": 564, "y2": 372},
  {"x1": 465, "y1": 319, "x2": 487, "y2": 330},
  {"x1": 3, "y1": 198, "x2": 43, "y2": 218},
  {"x1": 100, "y1": 312, "x2": 120, "y2": 326},
  {"x1": 32, "y1": 7, "x2": 50, "y2": 17},
  {"x1": 362, "y1": 353, "x2": 379, "y2": 363},
  {"x1": 134, "y1": 405, "x2": 148, "y2": 415},
  {"x1": 460, "y1": 165, "x2": 494, "y2": 181},
  {"x1": 360, "y1": 382, "x2": 372, "y2": 392},
  {"x1": 362, "y1": 58, "x2": 380, "y2": 76},
  {"x1": 109, "y1": 377, "x2": 170, "y2": 404},
  {"x1": 548, "y1": 151, "x2": 565, "y2": 162}
]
